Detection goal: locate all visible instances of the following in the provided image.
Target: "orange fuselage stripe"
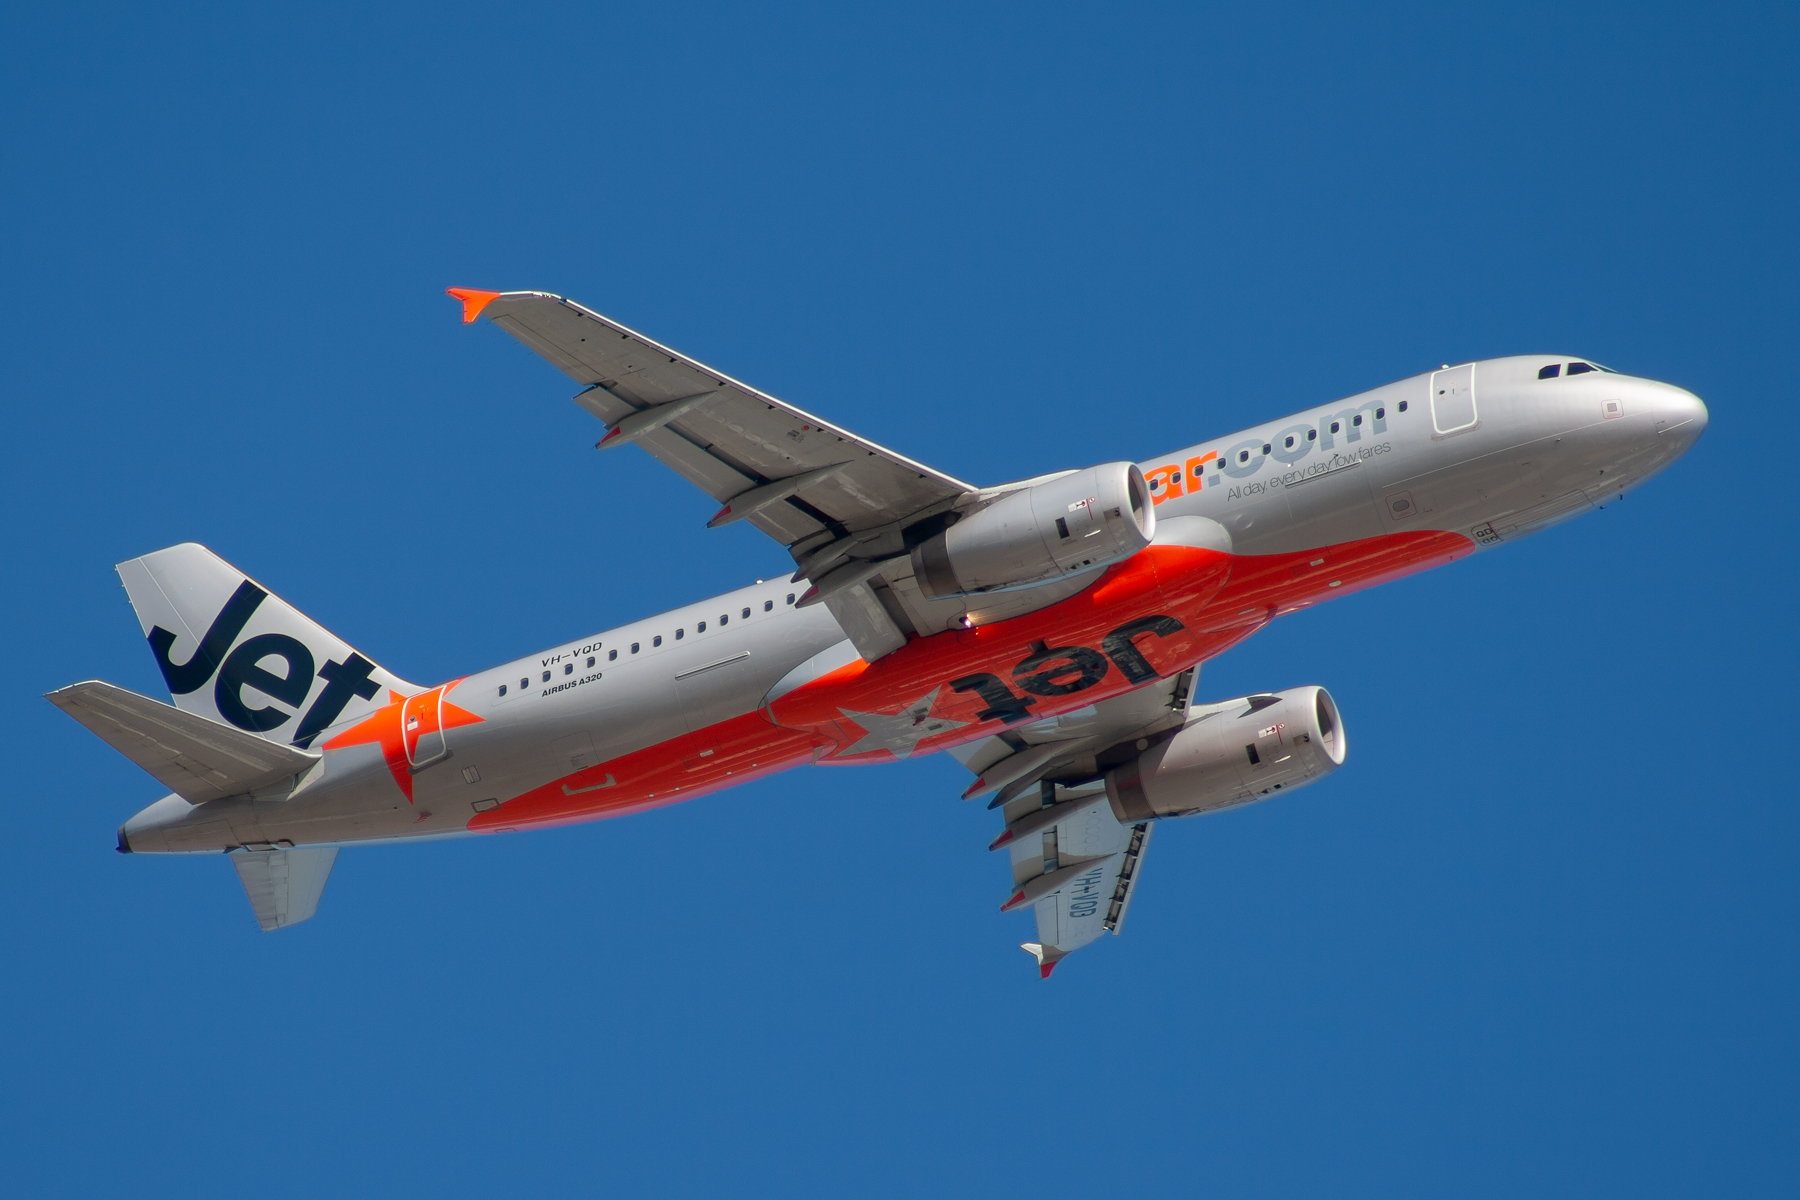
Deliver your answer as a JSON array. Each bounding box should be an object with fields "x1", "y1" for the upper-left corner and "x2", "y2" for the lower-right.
[{"x1": 467, "y1": 528, "x2": 1471, "y2": 832}]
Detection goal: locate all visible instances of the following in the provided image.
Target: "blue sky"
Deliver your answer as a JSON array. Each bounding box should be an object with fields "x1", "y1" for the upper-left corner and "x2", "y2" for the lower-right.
[{"x1": 2, "y1": 2, "x2": 1795, "y2": 1196}]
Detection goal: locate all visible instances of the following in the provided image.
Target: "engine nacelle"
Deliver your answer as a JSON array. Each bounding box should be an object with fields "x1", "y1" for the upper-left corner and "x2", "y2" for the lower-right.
[
  {"x1": 911, "y1": 462, "x2": 1155, "y2": 599},
  {"x1": 1105, "y1": 685, "x2": 1347, "y2": 821}
]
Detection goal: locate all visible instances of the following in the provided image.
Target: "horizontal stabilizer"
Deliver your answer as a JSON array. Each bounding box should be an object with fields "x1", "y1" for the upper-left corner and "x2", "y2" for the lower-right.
[
  {"x1": 47, "y1": 680, "x2": 319, "y2": 804},
  {"x1": 231, "y1": 847, "x2": 337, "y2": 931}
]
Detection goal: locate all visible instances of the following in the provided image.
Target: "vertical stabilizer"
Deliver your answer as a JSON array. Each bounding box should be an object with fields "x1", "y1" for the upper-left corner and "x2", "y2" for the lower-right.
[{"x1": 116, "y1": 543, "x2": 416, "y2": 748}]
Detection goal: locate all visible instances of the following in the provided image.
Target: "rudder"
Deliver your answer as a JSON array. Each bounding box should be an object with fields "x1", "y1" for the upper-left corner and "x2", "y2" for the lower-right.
[{"x1": 116, "y1": 543, "x2": 416, "y2": 747}]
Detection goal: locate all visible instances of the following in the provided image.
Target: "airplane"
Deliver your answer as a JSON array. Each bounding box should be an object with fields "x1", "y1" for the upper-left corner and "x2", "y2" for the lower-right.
[{"x1": 47, "y1": 288, "x2": 1709, "y2": 975}]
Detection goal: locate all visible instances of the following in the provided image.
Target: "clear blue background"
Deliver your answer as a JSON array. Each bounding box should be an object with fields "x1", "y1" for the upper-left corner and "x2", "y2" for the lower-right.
[{"x1": 3, "y1": 3, "x2": 1794, "y2": 1196}]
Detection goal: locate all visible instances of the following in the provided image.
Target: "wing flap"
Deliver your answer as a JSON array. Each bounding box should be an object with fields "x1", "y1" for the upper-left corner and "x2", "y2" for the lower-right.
[
  {"x1": 48, "y1": 680, "x2": 319, "y2": 804},
  {"x1": 821, "y1": 582, "x2": 909, "y2": 661}
]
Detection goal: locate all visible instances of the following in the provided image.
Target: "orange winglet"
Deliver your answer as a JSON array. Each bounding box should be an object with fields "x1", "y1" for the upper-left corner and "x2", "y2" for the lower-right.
[{"x1": 446, "y1": 287, "x2": 502, "y2": 324}]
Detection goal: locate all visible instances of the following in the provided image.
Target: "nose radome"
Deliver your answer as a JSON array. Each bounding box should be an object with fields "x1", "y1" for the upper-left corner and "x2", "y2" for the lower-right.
[
  {"x1": 1677, "y1": 387, "x2": 1708, "y2": 436},
  {"x1": 1655, "y1": 382, "x2": 1709, "y2": 444}
]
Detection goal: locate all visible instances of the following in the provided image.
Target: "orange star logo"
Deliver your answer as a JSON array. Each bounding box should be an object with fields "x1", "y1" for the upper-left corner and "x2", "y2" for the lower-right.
[{"x1": 322, "y1": 681, "x2": 484, "y2": 802}]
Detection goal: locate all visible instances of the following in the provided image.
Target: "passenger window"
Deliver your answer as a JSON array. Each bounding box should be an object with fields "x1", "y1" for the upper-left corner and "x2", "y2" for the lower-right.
[
  {"x1": 1307, "y1": 429, "x2": 1317, "y2": 440},
  {"x1": 1238, "y1": 450, "x2": 1250, "y2": 462},
  {"x1": 654, "y1": 635, "x2": 663, "y2": 647},
  {"x1": 742, "y1": 607, "x2": 751, "y2": 618},
  {"x1": 1284, "y1": 436, "x2": 1294, "y2": 448},
  {"x1": 1353, "y1": 414, "x2": 1363, "y2": 426},
  {"x1": 587, "y1": 656, "x2": 595, "y2": 668},
  {"x1": 520, "y1": 677, "x2": 529, "y2": 690},
  {"x1": 541, "y1": 671, "x2": 551, "y2": 683},
  {"x1": 498, "y1": 684, "x2": 507, "y2": 697},
  {"x1": 1568, "y1": 362, "x2": 1594, "y2": 375},
  {"x1": 1148, "y1": 476, "x2": 1161, "y2": 490},
  {"x1": 697, "y1": 621, "x2": 706, "y2": 632},
  {"x1": 765, "y1": 600, "x2": 774, "y2": 611},
  {"x1": 631, "y1": 643, "x2": 640, "y2": 654},
  {"x1": 719, "y1": 614, "x2": 728, "y2": 625},
  {"x1": 1398, "y1": 400, "x2": 1408, "y2": 412},
  {"x1": 1375, "y1": 407, "x2": 1384, "y2": 419},
  {"x1": 786, "y1": 594, "x2": 795, "y2": 605},
  {"x1": 1261, "y1": 443, "x2": 1271, "y2": 454},
  {"x1": 1330, "y1": 421, "x2": 1340, "y2": 433},
  {"x1": 1539, "y1": 364, "x2": 1561, "y2": 379},
  {"x1": 564, "y1": 663, "x2": 573, "y2": 675},
  {"x1": 609, "y1": 649, "x2": 618, "y2": 661}
]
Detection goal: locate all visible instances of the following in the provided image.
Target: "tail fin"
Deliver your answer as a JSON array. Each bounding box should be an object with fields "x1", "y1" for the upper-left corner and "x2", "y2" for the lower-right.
[{"x1": 115, "y1": 543, "x2": 416, "y2": 748}]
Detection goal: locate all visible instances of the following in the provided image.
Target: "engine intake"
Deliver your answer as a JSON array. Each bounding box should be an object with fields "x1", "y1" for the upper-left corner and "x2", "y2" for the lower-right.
[
  {"x1": 1105, "y1": 685, "x2": 1346, "y2": 821},
  {"x1": 912, "y1": 462, "x2": 1154, "y2": 600}
]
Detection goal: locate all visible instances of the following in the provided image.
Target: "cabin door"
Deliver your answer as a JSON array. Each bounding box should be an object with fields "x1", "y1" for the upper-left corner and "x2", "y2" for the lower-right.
[
  {"x1": 1430, "y1": 364, "x2": 1478, "y2": 435},
  {"x1": 402, "y1": 685, "x2": 451, "y2": 770}
]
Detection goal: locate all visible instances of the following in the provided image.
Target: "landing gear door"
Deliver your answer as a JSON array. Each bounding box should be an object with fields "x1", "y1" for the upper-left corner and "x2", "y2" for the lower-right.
[{"x1": 1430, "y1": 364, "x2": 1478, "y2": 437}]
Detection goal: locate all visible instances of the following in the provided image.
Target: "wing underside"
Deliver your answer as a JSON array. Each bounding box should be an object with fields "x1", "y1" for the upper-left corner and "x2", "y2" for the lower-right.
[
  {"x1": 476, "y1": 290, "x2": 973, "y2": 543},
  {"x1": 465, "y1": 289, "x2": 1120, "y2": 660},
  {"x1": 956, "y1": 669, "x2": 1196, "y2": 976}
]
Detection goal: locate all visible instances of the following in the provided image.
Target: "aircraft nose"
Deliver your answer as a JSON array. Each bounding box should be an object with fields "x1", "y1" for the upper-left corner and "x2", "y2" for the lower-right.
[{"x1": 1654, "y1": 383, "x2": 1709, "y2": 450}]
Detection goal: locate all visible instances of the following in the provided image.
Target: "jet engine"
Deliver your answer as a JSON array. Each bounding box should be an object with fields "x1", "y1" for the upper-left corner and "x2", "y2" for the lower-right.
[
  {"x1": 911, "y1": 462, "x2": 1155, "y2": 599},
  {"x1": 1105, "y1": 685, "x2": 1346, "y2": 821}
]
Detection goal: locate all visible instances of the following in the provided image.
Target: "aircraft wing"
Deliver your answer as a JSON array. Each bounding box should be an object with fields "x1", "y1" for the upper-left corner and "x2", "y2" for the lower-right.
[
  {"x1": 953, "y1": 669, "x2": 1195, "y2": 976},
  {"x1": 458, "y1": 288, "x2": 974, "y2": 550},
  {"x1": 457, "y1": 288, "x2": 1129, "y2": 662}
]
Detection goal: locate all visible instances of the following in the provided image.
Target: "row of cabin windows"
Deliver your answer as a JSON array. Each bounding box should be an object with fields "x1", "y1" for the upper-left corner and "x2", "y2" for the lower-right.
[
  {"x1": 1539, "y1": 361, "x2": 1616, "y2": 379},
  {"x1": 495, "y1": 593, "x2": 797, "y2": 696},
  {"x1": 1149, "y1": 403, "x2": 1405, "y2": 484}
]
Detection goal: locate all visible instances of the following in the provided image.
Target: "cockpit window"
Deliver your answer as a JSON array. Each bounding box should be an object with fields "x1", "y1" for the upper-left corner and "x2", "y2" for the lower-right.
[
  {"x1": 1567, "y1": 362, "x2": 1594, "y2": 375},
  {"x1": 1538, "y1": 364, "x2": 1561, "y2": 379}
]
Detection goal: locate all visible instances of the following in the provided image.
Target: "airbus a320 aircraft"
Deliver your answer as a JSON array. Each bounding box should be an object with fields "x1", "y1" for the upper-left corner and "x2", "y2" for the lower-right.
[{"x1": 50, "y1": 289, "x2": 1708, "y2": 974}]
